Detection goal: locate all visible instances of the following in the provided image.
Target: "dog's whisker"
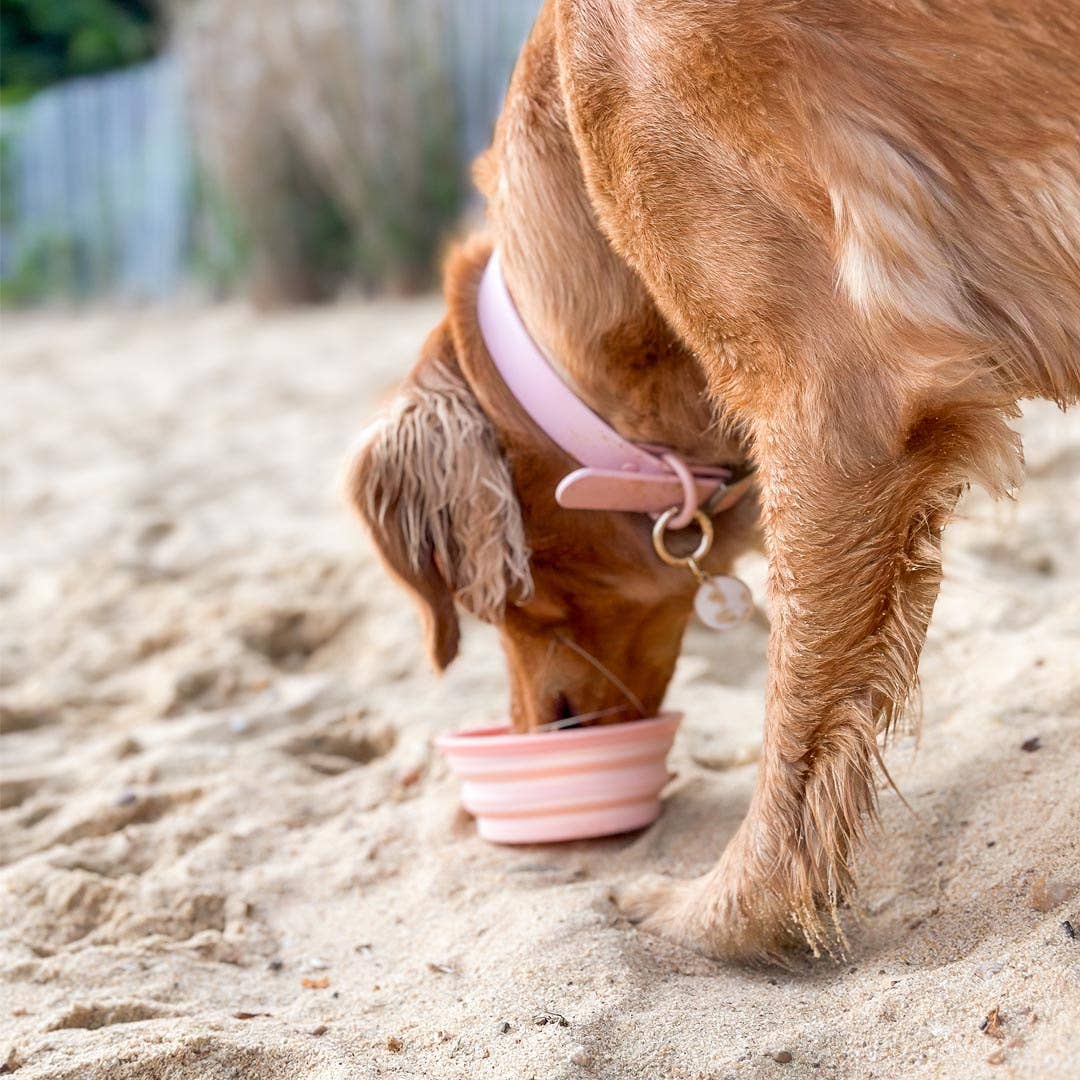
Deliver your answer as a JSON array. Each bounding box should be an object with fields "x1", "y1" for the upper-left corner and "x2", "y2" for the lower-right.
[
  {"x1": 553, "y1": 632, "x2": 646, "y2": 718},
  {"x1": 535, "y1": 704, "x2": 629, "y2": 731}
]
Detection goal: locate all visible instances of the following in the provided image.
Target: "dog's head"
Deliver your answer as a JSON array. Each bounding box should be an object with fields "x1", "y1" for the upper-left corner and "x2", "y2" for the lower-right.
[{"x1": 346, "y1": 251, "x2": 755, "y2": 731}]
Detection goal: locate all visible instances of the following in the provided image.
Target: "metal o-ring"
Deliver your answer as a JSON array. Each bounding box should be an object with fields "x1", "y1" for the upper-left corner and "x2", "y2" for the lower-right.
[{"x1": 651, "y1": 507, "x2": 714, "y2": 567}]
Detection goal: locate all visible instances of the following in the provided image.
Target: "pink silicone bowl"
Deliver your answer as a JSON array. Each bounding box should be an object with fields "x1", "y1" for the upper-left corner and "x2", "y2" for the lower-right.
[{"x1": 435, "y1": 712, "x2": 682, "y2": 844}]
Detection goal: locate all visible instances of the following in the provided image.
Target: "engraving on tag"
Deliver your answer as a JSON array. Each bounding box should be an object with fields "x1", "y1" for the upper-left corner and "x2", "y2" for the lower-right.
[{"x1": 694, "y1": 575, "x2": 753, "y2": 631}]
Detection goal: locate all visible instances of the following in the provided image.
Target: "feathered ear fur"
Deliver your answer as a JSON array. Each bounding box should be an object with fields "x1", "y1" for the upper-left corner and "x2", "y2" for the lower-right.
[{"x1": 344, "y1": 327, "x2": 532, "y2": 671}]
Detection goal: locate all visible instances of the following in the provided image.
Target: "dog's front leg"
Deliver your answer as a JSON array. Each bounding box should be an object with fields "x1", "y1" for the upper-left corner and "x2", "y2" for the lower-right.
[{"x1": 619, "y1": 391, "x2": 1021, "y2": 963}]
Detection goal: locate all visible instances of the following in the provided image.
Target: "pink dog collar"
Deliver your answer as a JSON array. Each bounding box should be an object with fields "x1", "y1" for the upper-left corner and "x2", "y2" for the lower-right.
[{"x1": 477, "y1": 250, "x2": 734, "y2": 527}]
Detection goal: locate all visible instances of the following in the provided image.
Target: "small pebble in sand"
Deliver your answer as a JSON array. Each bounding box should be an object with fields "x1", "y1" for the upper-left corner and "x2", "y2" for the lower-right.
[
  {"x1": 309, "y1": 1025, "x2": 327, "y2": 1036},
  {"x1": 386, "y1": 1036, "x2": 404, "y2": 1052},
  {"x1": 569, "y1": 1046, "x2": 590, "y2": 1067},
  {"x1": 1020, "y1": 736, "x2": 1042, "y2": 752},
  {"x1": 267, "y1": 959, "x2": 283, "y2": 972},
  {"x1": 1063, "y1": 920, "x2": 1076, "y2": 940},
  {"x1": 1029, "y1": 875, "x2": 1075, "y2": 913},
  {"x1": 113, "y1": 789, "x2": 137, "y2": 807},
  {"x1": 497, "y1": 1021, "x2": 511, "y2": 1035},
  {"x1": 771, "y1": 1050, "x2": 793, "y2": 1064},
  {"x1": 301, "y1": 977, "x2": 329, "y2": 990},
  {"x1": 397, "y1": 764, "x2": 423, "y2": 788}
]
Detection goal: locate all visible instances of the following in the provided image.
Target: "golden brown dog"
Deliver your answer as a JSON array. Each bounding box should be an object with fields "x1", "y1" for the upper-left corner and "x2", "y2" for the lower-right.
[{"x1": 347, "y1": 0, "x2": 1080, "y2": 962}]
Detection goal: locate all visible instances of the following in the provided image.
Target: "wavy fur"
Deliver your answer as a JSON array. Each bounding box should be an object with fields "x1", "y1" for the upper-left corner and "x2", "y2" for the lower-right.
[{"x1": 348, "y1": 356, "x2": 532, "y2": 664}]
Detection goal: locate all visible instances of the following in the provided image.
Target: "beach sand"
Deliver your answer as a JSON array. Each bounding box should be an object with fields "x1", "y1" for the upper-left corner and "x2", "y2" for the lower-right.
[{"x1": 1, "y1": 300, "x2": 1077, "y2": 1079}]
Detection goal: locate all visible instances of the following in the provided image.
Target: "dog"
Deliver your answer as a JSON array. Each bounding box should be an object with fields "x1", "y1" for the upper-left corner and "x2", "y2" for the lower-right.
[{"x1": 346, "y1": 0, "x2": 1080, "y2": 963}]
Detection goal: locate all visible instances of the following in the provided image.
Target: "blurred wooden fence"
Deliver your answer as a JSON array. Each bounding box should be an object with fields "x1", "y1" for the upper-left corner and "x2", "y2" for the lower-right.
[
  {"x1": 0, "y1": 57, "x2": 191, "y2": 301},
  {"x1": 444, "y1": 0, "x2": 540, "y2": 162},
  {"x1": 0, "y1": 0, "x2": 540, "y2": 302}
]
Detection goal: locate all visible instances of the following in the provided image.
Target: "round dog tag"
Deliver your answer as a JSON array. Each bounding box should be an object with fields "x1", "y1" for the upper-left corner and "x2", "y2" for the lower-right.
[{"x1": 694, "y1": 575, "x2": 753, "y2": 631}]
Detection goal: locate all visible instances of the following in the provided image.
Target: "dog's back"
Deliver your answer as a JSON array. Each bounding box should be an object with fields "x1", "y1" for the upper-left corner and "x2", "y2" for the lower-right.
[{"x1": 558, "y1": 0, "x2": 1080, "y2": 407}]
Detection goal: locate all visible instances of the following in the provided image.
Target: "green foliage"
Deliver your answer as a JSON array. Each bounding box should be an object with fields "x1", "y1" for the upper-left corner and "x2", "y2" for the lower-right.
[
  {"x1": 0, "y1": 0, "x2": 157, "y2": 104},
  {"x1": 346, "y1": 43, "x2": 466, "y2": 293},
  {"x1": 0, "y1": 129, "x2": 15, "y2": 226},
  {"x1": 188, "y1": 165, "x2": 250, "y2": 298},
  {"x1": 351, "y1": 116, "x2": 466, "y2": 294},
  {"x1": 0, "y1": 227, "x2": 92, "y2": 304}
]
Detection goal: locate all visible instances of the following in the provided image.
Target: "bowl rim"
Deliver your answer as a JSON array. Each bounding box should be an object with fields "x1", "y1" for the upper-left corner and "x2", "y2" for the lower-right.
[{"x1": 434, "y1": 711, "x2": 682, "y2": 756}]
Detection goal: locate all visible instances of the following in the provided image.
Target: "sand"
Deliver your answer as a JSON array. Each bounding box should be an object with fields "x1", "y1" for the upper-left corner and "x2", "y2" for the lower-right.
[{"x1": 1, "y1": 299, "x2": 1078, "y2": 1080}]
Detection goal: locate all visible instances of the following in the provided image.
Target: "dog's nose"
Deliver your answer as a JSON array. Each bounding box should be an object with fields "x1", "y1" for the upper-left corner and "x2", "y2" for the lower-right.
[{"x1": 554, "y1": 692, "x2": 576, "y2": 724}]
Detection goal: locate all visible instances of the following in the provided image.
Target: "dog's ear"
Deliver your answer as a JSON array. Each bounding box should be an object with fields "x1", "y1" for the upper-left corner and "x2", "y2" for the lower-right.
[{"x1": 344, "y1": 328, "x2": 532, "y2": 672}]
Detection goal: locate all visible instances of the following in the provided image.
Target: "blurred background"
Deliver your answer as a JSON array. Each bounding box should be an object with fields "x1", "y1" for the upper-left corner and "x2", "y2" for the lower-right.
[{"x1": 0, "y1": 0, "x2": 539, "y2": 307}]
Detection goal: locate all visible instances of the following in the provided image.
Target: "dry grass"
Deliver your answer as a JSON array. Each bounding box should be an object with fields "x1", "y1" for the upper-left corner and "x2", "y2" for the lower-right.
[{"x1": 172, "y1": 0, "x2": 468, "y2": 302}]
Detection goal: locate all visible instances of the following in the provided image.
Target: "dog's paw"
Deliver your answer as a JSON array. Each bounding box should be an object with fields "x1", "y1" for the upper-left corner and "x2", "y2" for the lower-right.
[
  {"x1": 614, "y1": 872, "x2": 791, "y2": 964},
  {"x1": 613, "y1": 873, "x2": 705, "y2": 947}
]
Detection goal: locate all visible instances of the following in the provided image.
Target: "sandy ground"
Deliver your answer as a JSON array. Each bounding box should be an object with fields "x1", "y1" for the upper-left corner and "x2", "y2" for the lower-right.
[{"x1": 1, "y1": 300, "x2": 1078, "y2": 1080}]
